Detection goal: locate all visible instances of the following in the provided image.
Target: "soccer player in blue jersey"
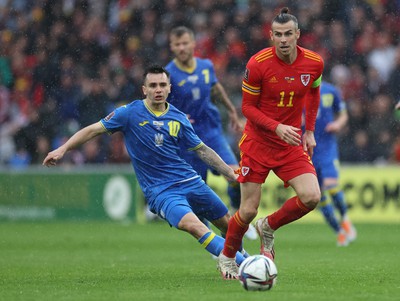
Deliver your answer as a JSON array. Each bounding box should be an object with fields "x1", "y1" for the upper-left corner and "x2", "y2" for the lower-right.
[
  {"x1": 43, "y1": 65, "x2": 247, "y2": 278},
  {"x1": 313, "y1": 81, "x2": 356, "y2": 246},
  {"x1": 165, "y1": 26, "x2": 257, "y2": 240}
]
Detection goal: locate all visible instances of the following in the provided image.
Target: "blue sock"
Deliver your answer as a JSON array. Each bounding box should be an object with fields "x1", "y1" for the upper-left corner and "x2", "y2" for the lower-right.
[
  {"x1": 198, "y1": 231, "x2": 245, "y2": 265},
  {"x1": 330, "y1": 190, "x2": 347, "y2": 218},
  {"x1": 228, "y1": 181, "x2": 241, "y2": 210},
  {"x1": 320, "y1": 195, "x2": 340, "y2": 233}
]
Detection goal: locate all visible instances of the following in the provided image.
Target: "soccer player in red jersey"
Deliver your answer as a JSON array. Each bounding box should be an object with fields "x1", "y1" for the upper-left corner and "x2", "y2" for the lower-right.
[{"x1": 218, "y1": 7, "x2": 324, "y2": 279}]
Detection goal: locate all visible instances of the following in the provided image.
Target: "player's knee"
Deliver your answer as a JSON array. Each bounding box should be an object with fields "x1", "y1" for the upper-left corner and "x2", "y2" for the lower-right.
[
  {"x1": 239, "y1": 207, "x2": 258, "y2": 223},
  {"x1": 309, "y1": 192, "x2": 321, "y2": 209},
  {"x1": 300, "y1": 190, "x2": 321, "y2": 209}
]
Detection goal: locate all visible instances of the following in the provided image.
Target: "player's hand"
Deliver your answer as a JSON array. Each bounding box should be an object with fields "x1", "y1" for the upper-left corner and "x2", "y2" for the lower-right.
[
  {"x1": 186, "y1": 114, "x2": 195, "y2": 124},
  {"x1": 223, "y1": 167, "x2": 239, "y2": 182},
  {"x1": 275, "y1": 124, "x2": 301, "y2": 146},
  {"x1": 42, "y1": 148, "x2": 66, "y2": 167},
  {"x1": 302, "y1": 130, "x2": 316, "y2": 157},
  {"x1": 325, "y1": 121, "x2": 341, "y2": 133},
  {"x1": 228, "y1": 111, "x2": 244, "y2": 134},
  {"x1": 225, "y1": 171, "x2": 239, "y2": 182}
]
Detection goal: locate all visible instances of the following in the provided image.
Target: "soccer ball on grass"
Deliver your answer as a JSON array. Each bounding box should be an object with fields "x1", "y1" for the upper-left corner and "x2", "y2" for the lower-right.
[{"x1": 238, "y1": 255, "x2": 278, "y2": 291}]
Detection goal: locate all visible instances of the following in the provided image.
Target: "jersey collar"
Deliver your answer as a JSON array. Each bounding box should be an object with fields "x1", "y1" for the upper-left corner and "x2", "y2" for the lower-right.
[{"x1": 173, "y1": 57, "x2": 197, "y2": 74}]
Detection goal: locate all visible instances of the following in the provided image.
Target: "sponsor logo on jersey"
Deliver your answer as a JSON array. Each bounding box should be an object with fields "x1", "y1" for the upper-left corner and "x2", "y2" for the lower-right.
[
  {"x1": 241, "y1": 166, "x2": 250, "y2": 176},
  {"x1": 301, "y1": 74, "x2": 311, "y2": 86},
  {"x1": 153, "y1": 121, "x2": 164, "y2": 129},
  {"x1": 139, "y1": 121, "x2": 149, "y2": 126},
  {"x1": 155, "y1": 133, "x2": 164, "y2": 146},
  {"x1": 104, "y1": 111, "x2": 115, "y2": 121}
]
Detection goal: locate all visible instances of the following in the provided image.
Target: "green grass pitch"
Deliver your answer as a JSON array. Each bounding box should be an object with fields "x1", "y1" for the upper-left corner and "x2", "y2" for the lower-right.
[{"x1": 1, "y1": 221, "x2": 399, "y2": 301}]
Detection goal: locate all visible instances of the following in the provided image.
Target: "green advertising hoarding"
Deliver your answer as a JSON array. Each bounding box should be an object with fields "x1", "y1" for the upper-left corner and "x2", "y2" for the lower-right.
[
  {"x1": 1, "y1": 165, "x2": 399, "y2": 223},
  {"x1": 0, "y1": 166, "x2": 140, "y2": 221}
]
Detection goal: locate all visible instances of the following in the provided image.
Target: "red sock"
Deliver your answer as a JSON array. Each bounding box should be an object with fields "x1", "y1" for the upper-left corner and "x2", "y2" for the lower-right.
[
  {"x1": 268, "y1": 196, "x2": 312, "y2": 230},
  {"x1": 223, "y1": 211, "x2": 249, "y2": 258}
]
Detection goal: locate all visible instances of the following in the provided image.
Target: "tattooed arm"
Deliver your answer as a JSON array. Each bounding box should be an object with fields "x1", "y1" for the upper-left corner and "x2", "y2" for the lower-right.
[{"x1": 195, "y1": 143, "x2": 238, "y2": 182}]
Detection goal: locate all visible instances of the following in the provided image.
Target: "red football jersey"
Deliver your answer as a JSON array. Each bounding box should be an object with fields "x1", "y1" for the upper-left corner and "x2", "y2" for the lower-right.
[{"x1": 241, "y1": 45, "x2": 324, "y2": 148}]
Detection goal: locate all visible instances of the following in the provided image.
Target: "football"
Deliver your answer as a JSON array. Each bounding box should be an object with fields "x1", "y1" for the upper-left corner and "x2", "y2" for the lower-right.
[{"x1": 238, "y1": 255, "x2": 278, "y2": 291}]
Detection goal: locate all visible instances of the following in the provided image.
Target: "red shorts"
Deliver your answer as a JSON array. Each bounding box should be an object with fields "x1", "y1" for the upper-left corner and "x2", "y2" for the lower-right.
[{"x1": 237, "y1": 135, "x2": 316, "y2": 186}]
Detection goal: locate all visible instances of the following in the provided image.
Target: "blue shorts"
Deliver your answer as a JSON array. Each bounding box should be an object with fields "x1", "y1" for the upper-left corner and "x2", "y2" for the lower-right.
[
  {"x1": 314, "y1": 158, "x2": 340, "y2": 187},
  {"x1": 148, "y1": 178, "x2": 228, "y2": 228},
  {"x1": 181, "y1": 134, "x2": 238, "y2": 181}
]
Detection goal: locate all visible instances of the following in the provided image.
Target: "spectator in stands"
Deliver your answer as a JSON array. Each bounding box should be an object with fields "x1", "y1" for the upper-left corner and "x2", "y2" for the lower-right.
[
  {"x1": 343, "y1": 130, "x2": 374, "y2": 163},
  {"x1": 387, "y1": 45, "x2": 400, "y2": 104},
  {"x1": 367, "y1": 30, "x2": 396, "y2": 84},
  {"x1": 106, "y1": 132, "x2": 130, "y2": 164},
  {"x1": 368, "y1": 93, "x2": 397, "y2": 162},
  {"x1": 78, "y1": 77, "x2": 112, "y2": 128}
]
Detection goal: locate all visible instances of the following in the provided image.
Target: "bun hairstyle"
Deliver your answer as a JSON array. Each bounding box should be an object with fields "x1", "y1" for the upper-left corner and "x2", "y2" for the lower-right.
[
  {"x1": 272, "y1": 7, "x2": 299, "y2": 29},
  {"x1": 280, "y1": 7, "x2": 290, "y2": 14}
]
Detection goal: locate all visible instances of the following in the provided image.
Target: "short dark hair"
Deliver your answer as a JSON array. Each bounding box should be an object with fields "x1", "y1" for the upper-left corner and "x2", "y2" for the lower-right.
[
  {"x1": 169, "y1": 26, "x2": 195, "y2": 39},
  {"x1": 272, "y1": 7, "x2": 298, "y2": 29},
  {"x1": 143, "y1": 65, "x2": 170, "y2": 83}
]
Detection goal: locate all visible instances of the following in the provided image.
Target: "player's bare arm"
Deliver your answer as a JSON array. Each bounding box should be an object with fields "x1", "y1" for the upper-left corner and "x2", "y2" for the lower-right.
[
  {"x1": 43, "y1": 122, "x2": 106, "y2": 167},
  {"x1": 195, "y1": 144, "x2": 238, "y2": 182},
  {"x1": 325, "y1": 110, "x2": 348, "y2": 133},
  {"x1": 211, "y1": 83, "x2": 242, "y2": 133},
  {"x1": 275, "y1": 124, "x2": 301, "y2": 146}
]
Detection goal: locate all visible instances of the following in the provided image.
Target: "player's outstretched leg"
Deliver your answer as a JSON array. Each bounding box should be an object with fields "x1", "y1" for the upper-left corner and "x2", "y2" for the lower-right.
[
  {"x1": 255, "y1": 217, "x2": 275, "y2": 261},
  {"x1": 198, "y1": 231, "x2": 245, "y2": 266}
]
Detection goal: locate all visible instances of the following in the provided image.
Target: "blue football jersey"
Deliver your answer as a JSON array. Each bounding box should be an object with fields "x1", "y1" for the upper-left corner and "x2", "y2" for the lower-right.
[
  {"x1": 100, "y1": 100, "x2": 203, "y2": 201},
  {"x1": 313, "y1": 81, "x2": 347, "y2": 163},
  {"x1": 165, "y1": 58, "x2": 223, "y2": 140}
]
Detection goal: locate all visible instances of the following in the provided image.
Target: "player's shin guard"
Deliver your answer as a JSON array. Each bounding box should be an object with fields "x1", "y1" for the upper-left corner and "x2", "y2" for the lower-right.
[
  {"x1": 198, "y1": 231, "x2": 245, "y2": 265},
  {"x1": 222, "y1": 211, "x2": 248, "y2": 259},
  {"x1": 268, "y1": 196, "x2": 312, "y2": 230},
  {"x1": 320, "y1": 195, "x2": 340, "y2": 232}
]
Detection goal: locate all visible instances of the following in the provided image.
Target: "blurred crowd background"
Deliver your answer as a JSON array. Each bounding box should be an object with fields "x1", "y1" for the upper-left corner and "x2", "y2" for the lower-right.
[{"x1": 1, "y1": 0, "x2": 400, "y2": 169}]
